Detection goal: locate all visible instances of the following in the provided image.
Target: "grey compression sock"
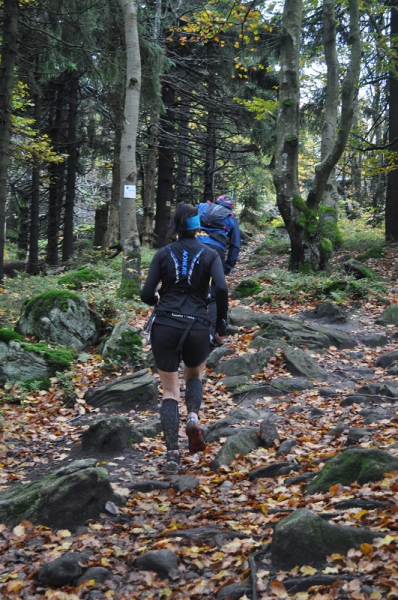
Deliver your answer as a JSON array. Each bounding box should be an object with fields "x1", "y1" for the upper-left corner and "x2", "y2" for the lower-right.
[
  {"x1": 185, "y1": 378, "x2": 203, "y2": 414},
  {"x1": 160, "y1": 398, "x2": 179, "y2": 450}
]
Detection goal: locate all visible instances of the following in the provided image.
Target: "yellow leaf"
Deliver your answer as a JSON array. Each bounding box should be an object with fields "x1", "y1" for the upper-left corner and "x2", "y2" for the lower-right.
[
  {"x1": 323, "y1": 566, "x2": 339, "y2": 574},
  {"x1": 300, "y1": 565, "x2": 317, "y2": 576},
  {"x1": 354, "y1": 509, "x2": 368, "y2": 520},
  {"x1": 360, "y1": 543, "x2": 373, "y2": 554},
  {"x1": 7, "y1": 581, "x2": 24, "y2": 592},
  {"x1": 375, "y1": 534, "x2": 395, "y2": 547}
]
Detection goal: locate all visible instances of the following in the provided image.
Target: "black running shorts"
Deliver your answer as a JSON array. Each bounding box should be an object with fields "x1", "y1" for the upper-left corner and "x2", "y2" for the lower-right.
[{"x1": 151, "y1": 323, "x2": 210, "y2": 372}]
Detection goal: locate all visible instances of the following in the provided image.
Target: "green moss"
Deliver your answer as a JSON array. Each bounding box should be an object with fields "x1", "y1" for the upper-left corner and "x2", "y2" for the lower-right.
[
  {"x1": 233, "y1": 278, "x2": 262, "y2": 299},
  {"x1": 0, "y1": 328, "x2": 25, "y2": 344},
  {"x1": 20, "y1": 377, "x2": 52, "y2": 391},
  {"x1": 318, "y1": 205, "x2": 337, "y2": 216},
  {"x1": 23, "y1": 290, "x2": 82, "y2": 320},
  {"x1": 58, "y1": 268, "x2": 104, "y2": 289},
  {"x1": 105, "y1": 330, "x2": 143, "y2": 365},
  {"x1": 298, "y1": 264, "x2": 314, "y2": 275},
  {"x1": 292, "y1": 196, "x2": 307, "y2": 213},
  {"x1": 321, "y1": 221, "x2": 343, "y2": 247},
  {"x1": 20, "y1": 341, "x2": 75, "y2": 371},
  {"x1": 320, "y1": 238, "x2": 333, "y2": 260},
  {"x1": 307, "y1": 448, "x2": 398, "y2": 494},
  {"x1": 256, "y1": 295, "x2": 273, "y2": 305},
  {"x1": 357, "y1": 247, "x2": 386, "y2": 261},
  {"x1": 283, "y1": 100, "x2": 293, "y2": 106},
  {"x1": 118, "y1": 278, "x2": 141, "y2": 299}
]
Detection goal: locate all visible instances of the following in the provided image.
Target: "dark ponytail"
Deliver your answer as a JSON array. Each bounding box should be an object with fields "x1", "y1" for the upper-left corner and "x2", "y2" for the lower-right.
[{"x1": 172, "y1": 202, "x2": 198, "y2": 237}]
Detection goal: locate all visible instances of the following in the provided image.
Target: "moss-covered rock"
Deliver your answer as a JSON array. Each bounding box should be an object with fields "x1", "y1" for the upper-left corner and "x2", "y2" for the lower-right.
[
  {"x1": 0, "y1": 459, "x2": 116, "y2": 529},
  {"x1": 22, "y1": 290, "x2": 82, "y2": 320},
  {"x1": 58, "y1": 267, "x2": 104, "y2": 289},
  {"x1": 0, "y1": 332, "x2": 74, "y2": 383},
  {"x1": 342, "y1": 258, "x2": 380, "y2": 281},
  {"x1": 102, "y1": 321, "x2": 143, "y2": 368},
  {"x1": 271, "y1": 508, "x2": 378, "y2": 569},
  {"x1": 0, "y1": 328, "x2": 25, "y2": 344},
  {"x1": 16, "y1": 290, "x2": 100, "y2": 351},
  {"x1": 357, "y1": 246, "x2": 386, "y2": 261},
  {"x1": 376, "y1": 305, "x2": 398, "y2": 326},
  {"x1": 306, "y1": 447, "x2": 398, "y2": 494},
  {"x1": 232, "y1": 278, "x2": 262, "y2": 299}
]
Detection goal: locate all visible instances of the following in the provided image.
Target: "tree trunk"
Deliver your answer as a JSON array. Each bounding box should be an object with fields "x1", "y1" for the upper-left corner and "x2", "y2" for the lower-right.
[
  {"x1": 17, "y1": 190, "x2": 29, "y2": 260},
  {"x1": 306, "y1": 0, "x2": 360, "y2": 212},
  {"x1": 62, "y1": 71, "x2": 79, "y2": 262},
  {"x1": 119, "y1": 0, "x2": 141, "y2": 297},
  {"x1": 154, "y1": 82, "x2": 175, "y2": 247},
  {"x1": 46, "y1": 81, "x2": 65, "y2": 266},
  {"x1": 175, "y1": 109, "x2": 190, "y2": 203},
  {"x1": 94, "y1": 200, "x2": 110, "y2": 248},
  {"x1": 27, "y1": 86, "x2": 42, "y2": 275},
  {"x1": 274, "y1": 0, "x2": 360, "y2": 271},
  {"x1": 141, "y1": 0, "x2": 162, "y2": 247},
  {"x1": 273, "y1": 0, "x2": 303, "y2": 270},
  {"x1": 105, "y1": 83, "x2": 123, "y2": 249},
  {"x1": 386, "y1": 0, "x2": 398, "y2": 241},
  {"x1": 203, "y1": 109, "x2": 216, "y2": 201},
  {"x1": 141, "y1": 108, "x2": 159, "y2": 246},
  {"x1": 0, "y1": 0, "x2": 19, "y2": 283}
]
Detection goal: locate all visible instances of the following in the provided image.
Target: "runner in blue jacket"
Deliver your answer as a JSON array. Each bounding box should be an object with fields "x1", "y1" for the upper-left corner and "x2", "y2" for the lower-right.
[
  {"x1": 197, "y1": 195, "x2": 241, "y2": 275},
  {"x1": 197, "y1": 195, "x2": 240, "y2": 343},
  {"x1": 141, "y1": 202, "x2": 228, "y2": 473}
]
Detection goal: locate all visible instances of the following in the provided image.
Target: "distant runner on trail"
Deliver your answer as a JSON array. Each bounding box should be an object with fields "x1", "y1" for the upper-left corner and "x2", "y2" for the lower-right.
[
  {"x1": 197, "y1": 194, "x2": 241, "y2": 344},
  {"x1": 141, "y1": 202, "x2": 228, "y2": 473}
]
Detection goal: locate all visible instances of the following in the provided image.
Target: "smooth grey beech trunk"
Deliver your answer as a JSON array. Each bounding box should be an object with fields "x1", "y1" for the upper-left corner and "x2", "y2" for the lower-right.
[
  {"x1": 274, "y1": 0, "x2": 360, "y2": 271},
  {"x1": 119, "y1": 0, "x2": 142, "y2": 297}
]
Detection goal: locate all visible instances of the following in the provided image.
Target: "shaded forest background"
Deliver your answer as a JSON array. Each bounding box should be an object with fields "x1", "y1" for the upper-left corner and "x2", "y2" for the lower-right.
[{"x1": 0, "y1": 0, "x2": 397, "y2": 281}]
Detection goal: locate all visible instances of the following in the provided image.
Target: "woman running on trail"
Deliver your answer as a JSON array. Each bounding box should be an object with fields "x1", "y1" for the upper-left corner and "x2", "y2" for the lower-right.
[{"x1": 141, "y1": 202, "x2": 228, "y2": 473}]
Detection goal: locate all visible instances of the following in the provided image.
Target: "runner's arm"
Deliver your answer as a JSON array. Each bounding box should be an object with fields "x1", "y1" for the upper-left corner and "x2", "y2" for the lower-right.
[{"x1": 210, "y1": 254, "x2": 228, "y2": 336}]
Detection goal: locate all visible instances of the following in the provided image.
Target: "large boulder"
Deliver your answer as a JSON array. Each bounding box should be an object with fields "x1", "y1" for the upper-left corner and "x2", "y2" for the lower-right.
[
  {"x1": 81, "y1": 417, "x2": 133, "y2": 453},
  {"x1": 376, "y1": 305, "x2": 398, "y2": 325},
  {"x1": 283, "y1": 348, "x2": 328, "y2": 380},
  {"x1": 271, "y1": 509, "x2": 378, "y2": 569},
  {"x1": 214, "y1": 348, "x2": 275, "y2": 377},
  {"x1": 101, "y1": 321, "x2": 143, "y2": 368},
  {"x1": 211, "y1": 429, "x2": 261, "y2": 471},
  {"x1": 0, "y1": 459, "x2": 117, "y2": 529},
  {"x1": 0, "y1": 328, "x2": 75, "y2": 383},
  {"x1": 84, "y1": 369, "x2": 158, "y2": 409},
  {"x1": 300, "y1": 302, "x2": 348, "y2": 324},
  {"x1": 306, "y1": 447, "x2": 398, "y2": 494},
  {"x1": 16, "y1": 290, "x2": 101, "y2": 351}
]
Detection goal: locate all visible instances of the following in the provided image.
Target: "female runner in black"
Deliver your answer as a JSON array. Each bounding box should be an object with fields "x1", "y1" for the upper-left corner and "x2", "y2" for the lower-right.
[{"x1": 141, "y1": 202, "x2": 228, "y2": 472}]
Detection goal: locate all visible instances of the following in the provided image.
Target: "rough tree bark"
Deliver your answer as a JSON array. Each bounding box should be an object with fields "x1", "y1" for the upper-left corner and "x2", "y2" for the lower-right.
[
  {"x1": 273, "y1": 0, "x2": 303, "y2": 269},
  {"x1": 62, "y1": 71, "x2": 79, "y2": 262},
  {"x1": 0, "y1": 0, "x2": 20, "y2": 283},
  {"x1": 27, "y1": 83, "x2": 42, "y2": 275},
  {"x1": 386, "y1": 0, "x2": 398, "y2": 242},
  {"x1": 119, "y1": 0, "x2": 141, "y2": 297},
  {"x1": 141, "y1": 0, "x2": 162, "y2": 248},
  {"x1": 153, "y1": 82, "x2": 175, "y2": 247}
]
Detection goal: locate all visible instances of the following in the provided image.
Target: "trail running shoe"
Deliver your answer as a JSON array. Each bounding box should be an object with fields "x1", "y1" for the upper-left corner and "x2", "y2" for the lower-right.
[
  {"x1": 163, "y1": 450, "x2": 181, "y2": 474},
  {"x1": 186, "y1": 414, "x2": 206, "y2": 454}
]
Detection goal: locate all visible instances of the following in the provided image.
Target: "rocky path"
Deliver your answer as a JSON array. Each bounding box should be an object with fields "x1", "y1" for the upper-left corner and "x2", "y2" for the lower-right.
[{"x1": 1, "y1": 235, "x2": 398, "y2": 599}]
